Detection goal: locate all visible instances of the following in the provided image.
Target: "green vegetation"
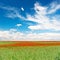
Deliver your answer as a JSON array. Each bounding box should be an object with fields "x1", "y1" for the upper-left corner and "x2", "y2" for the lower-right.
[
  {"x1": 55, "y1": 52, "x2": 60, "y2": 60},
  {"x1": 0, "y1": 41, "x2": 17, "y2": 44},
  {"x1": 0, "y1": 46, "x2": 60, "y2": 60}
]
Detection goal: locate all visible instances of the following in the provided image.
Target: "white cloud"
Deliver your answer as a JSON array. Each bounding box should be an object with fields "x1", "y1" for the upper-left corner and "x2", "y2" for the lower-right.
[
  {"x1": 0, "y1": 30, "x2": 24, "y2": 41},
  {"x1": 16, "y1": 24, "x2": 22, "y2": 27},
  {"x1": 6, "y1": 13, "x2": 17, "y2": 19},
  {"x1": 48, "y1": 2, "x2": 60, "y2": 14},
  {"x1": 34, "y1": 2, "x2": 47, "y2": 15},
  {"x1": 28, "y1": 24, "x2": 45, "y2": 30},
  {"x1": 10, "y1": 28, "x2": 17, "y2": 32},
  {"x1": 21, "y1": 7, "x2": 24, "y2": 11},
  {"x1": 0, "y1": 2, "x2": 60, "y2": 41},
  {"x1": 0, "y1": 5, "x2": 25, "y2": 19},
  {"x1": 0, "y1": 30, "x2": 60, "y2": 41},
  {"x1": 6, "y1": 9, "x2": 25, "y2": 20},
  {"x1": 25, "y1": 2, "x2": 60, "y2": 31},
  {"x1": 0, "y1": 5, "x2": 15, "y2": 11},
  {"x1": 0, "y1": 2, "x2": 60, "y2": 31}
]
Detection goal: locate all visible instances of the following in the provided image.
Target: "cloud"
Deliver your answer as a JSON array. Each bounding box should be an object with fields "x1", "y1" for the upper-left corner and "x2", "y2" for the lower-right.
[
  {"x1": 0, "y1": 2, "x2": 60, "y2": 32},
  {"x1": 0, "y1": 5, "x2": 15, "y2": 11},
  {"x1": 48, "y1": 2, "x2": 60, "y2": 14},
  {"x1": 25, "y1": 2, "x2": 60, "y2": 31},
  {"x1": 0, "y1": 2, "x2": 60, "y2": 41},
  {"x1": 9, "y1": 28, "x2": 17, "y2": 32},
  {"x1": 16, "y1": 24, "x2": 22, "y2": 27},
  {"x1": 0, "y1": 5, "x2": 25, "y2": 19},
  {"x1": 21, "y1": 7, "x2": 24, "y2": 11},
  {"x1": 34, "y1": 2, "x2": 47, "y2": 15},
  {"x1": 0, "y1": 30, "x2": 60, "y2": 41},
  {"x1": 0, "y1": 30, "x2": 24, "y2": 41}
]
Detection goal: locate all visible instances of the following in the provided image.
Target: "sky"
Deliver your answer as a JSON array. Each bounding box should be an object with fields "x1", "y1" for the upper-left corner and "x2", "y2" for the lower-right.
[{"x1": 0, "y1": 0, "x2": 60, "y2": 41}]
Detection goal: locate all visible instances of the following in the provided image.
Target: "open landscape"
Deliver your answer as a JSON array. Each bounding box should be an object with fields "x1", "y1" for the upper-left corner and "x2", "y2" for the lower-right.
[
  {"x1": 0, "y1": 41, "x2": 60, "y2": 60},
  {"x1": 0, "y1": 0, "x2": 60, "y2": 59}
]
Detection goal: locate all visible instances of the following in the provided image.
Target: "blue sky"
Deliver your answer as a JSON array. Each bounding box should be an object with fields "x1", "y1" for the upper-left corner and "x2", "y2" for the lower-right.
[{"x1": 0, "y1": 0, "x2": 60, "y2": 41}]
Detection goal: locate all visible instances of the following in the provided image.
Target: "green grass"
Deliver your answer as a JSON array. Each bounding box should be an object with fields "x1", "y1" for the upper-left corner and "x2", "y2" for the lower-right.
[
  {"x1": 0, "y1": 46, "x2": 60, "y2": 60},
  {"x1": 0, "y1": 41, "x2": 17, "y2": 44}
]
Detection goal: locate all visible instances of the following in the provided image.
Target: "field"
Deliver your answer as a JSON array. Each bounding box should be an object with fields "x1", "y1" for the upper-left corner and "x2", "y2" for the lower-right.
[{"x1": 0, "y1": 41, "x2": 60, "y2": 60}]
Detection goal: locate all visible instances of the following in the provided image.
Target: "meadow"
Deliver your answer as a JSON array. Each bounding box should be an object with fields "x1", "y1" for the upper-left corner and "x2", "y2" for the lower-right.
[
  {"x1": 0, "y1": 46, "x2": 60, "y2": 60},
  {"x1": 0, "y1": 42, "x2": 60, "y2": 60},
  {"x1": 0, "y1": 41, "x2": 17, "y2": 44}
]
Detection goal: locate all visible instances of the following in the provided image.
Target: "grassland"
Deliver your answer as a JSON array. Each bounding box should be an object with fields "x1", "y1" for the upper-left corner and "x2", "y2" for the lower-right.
[
  {"x1": 0, "y1": 46, "x2": 60, "y2": 60},
  {"x1": 0, "y1": 41, "x2": 17, "y2": 44},
  {"x1": 0, "y1": 42, "x2": 60, "y2": 60}
]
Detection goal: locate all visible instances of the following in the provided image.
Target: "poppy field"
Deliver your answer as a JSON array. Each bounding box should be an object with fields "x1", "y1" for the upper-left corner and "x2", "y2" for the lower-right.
[{"x1": 0, "y1": 41, "x2": 60, "y2": 60}]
